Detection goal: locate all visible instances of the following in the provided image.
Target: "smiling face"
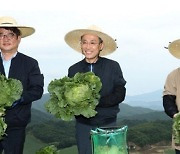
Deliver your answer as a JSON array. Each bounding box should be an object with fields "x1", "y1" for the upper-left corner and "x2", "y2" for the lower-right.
[
  {"x1": 81, "y1": 34, "x2": 104, "y2": 63},
  {"x1": 0, "y1": 28, "x2": 21, "y2": 54}
]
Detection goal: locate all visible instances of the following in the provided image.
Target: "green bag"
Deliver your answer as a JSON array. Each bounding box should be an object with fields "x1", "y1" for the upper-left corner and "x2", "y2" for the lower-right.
[{"x1": 91, "y1": 125, "x2": 128, "y2": 154}]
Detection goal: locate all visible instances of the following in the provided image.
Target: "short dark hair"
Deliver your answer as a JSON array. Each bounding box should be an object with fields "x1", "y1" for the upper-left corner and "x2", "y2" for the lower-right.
[
  {"x1": 81, "y1": 35, "x2": 103, "y2": 44},
  {"x1": 98, "y1": 37, "x2": 103, "y2": 44},
  {"x1": 4, "y1": 27, "x2": 21, "y2": 36}
]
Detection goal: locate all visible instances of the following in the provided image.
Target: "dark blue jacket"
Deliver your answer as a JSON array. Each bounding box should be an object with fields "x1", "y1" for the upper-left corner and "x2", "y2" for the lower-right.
[
  {"x1": 68, "y1": 57, "x2": 126, "y2": 126},
  {"x1": 0, "y1": 52, "x2": 44, "y2": 127}
]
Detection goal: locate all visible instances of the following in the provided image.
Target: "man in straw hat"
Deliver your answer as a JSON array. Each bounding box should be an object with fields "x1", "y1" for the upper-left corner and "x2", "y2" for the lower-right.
[
  {"x1": 0, "y1": 16, "x2": 44, "y2": 154},
  {"x1": 163, "y1": 39, "x2": 180, "y2": 154},
  {"x1": 65, "y1": 25, "x2": 126, "y2": 154}
]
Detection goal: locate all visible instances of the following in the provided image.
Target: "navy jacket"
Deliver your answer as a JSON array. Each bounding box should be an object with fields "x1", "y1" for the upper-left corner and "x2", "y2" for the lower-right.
[
  {"x1": 68, "y1": 57, "x2": 126, "y2": 126},
  {"x1": 0, "y1": 52, "x2": 44, "y2": 127}
]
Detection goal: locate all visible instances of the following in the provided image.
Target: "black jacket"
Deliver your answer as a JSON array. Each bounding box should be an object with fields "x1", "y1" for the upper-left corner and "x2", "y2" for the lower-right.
[
  {"x1": 68, "y1": 57, "x2": 126, "y2": 126},
  {"x1": 0, "y1": 52, "x2": 44, "y2": 127}
]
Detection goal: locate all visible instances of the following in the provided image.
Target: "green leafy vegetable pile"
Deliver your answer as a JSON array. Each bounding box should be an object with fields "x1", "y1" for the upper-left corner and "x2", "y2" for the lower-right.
[
  {"x1": 45, "y1": 72, "x2": 102, "y2": 121},
  {"x1": 0, "y1": 74, "x2": 23, "y2": 139},
  {"x1": 36, "y1": 145, "x2": 60, "y2": 154},
  {"x1": 173, "y1": 112, "x2": 180, "y2": 145}
]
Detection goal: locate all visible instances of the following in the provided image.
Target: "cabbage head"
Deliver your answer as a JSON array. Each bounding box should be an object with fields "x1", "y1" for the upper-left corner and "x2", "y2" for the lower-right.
[
  {"x1": 0, "y1": 74, "x2": 23, "y2": 139},
  {"x1": 45, "y1": 72, "x2": 102, "y2": 121},
  {"x1": 0, "y1": 74, "x2": 23, "y2": 107},
  {"x1": 64, "y1": 84, "x2": 92, "y2": 104}
]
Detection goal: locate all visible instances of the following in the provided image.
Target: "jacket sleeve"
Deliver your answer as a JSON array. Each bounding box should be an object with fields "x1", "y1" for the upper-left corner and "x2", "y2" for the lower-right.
[
  {"x1": 22, "y1": 76, "x2": 44, "y2": 104},
  {"x1": 163, "y1": 94, "x2": 178, "y2": 118},
  {"x1": 22, "y1": 63, "x2": 44, "y2": 104},
  {"x1": 97, "y1": 85, "x2": 126, "y2": 108},
  {"x1": 97, "y1": 61, "x2": 126, "y2": 108},
  {"x1": 8, "y1": 54, "x2": 44, "y2": 104}
]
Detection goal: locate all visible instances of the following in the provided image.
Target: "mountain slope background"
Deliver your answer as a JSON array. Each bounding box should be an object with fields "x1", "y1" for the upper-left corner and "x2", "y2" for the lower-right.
[
  {"x1": 24, "y1": 90, "x2": 172, "y2": 154},
  {"x1": 32, "y1": 89, "x2": 164, "y2": 113},
  {"x1": 31, "y1": 90, "x2": 170, "y2": 124},
  {"x1": 124, "y1": 89, "x2": 164, "y2": 110}
]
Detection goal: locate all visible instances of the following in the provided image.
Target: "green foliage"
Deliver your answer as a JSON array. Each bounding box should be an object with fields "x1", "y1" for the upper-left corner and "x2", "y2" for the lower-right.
[
  {"x1": 24, "y1": 134, "x2": 47, "y2": 154},
  {"x1": 29, "y1": 113, "x2": 172, "y2": 150},
  {"x1": 127, "y1": 120, "x2": 172, "y2": 147},
  {"x1": 54, "y1": 145, "x2": 78, "y2": 154},
  {"x1": 26, "y1": 106, "x2": 173, "y2": 152},
  {"x1": 0, "y1": 117, "x2": 7, "y2": 139},
  {"x1": 0, "y1": 74, "x2": 23, "y2": 139},
  {"x1": 30, "y1": 120, "x2": 76, "y2": 149},
  {"x1": 172, "y1": 112, "x2": 180, "y2": 145},
  {"x1": 45, "y1": 72, "x2": 102, "y2": 121},
  {"x1": 164, "y1": 148, "x2": 176, "y2": 154},
  {"x1": 0, "y1": 74, "x2": 23, "y2": 107},
  {"x1": 36, "y1": 145, "x2": 61, "y2": 154}
]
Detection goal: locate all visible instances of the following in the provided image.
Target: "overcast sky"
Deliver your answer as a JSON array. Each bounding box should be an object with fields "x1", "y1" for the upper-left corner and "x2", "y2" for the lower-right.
[{"x1": 1, "y1": 0, "x2": 180, "y2": 95}]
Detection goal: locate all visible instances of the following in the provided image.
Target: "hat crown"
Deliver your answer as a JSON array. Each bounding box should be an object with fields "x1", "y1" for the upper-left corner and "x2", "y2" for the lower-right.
[
  {"x1": 87, "y1": 25, "x2": 102, "y2": 32},
  {"x1": 0, "y1": 16, "x2": 18, "y2": 26}
]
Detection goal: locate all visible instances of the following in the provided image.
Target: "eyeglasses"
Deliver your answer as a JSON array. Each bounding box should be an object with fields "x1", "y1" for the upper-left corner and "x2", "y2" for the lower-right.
[
  {"x1": 81, "y1": 41, "x2": 100, "y2": 47},
  {"x1": 0, "y1": 33, "x2": 16, "y2": 40}
]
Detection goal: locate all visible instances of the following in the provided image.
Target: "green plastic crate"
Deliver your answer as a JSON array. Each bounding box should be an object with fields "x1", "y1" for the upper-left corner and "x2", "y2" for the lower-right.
[{"x1": 91, "y1": 126, "x2": 128, "y2": 154}]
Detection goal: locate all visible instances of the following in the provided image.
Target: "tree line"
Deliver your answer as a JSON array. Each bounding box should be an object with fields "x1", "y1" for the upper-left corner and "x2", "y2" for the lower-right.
[{"x1": 27, "y1": 118, "x2": 172, "y2": 149}]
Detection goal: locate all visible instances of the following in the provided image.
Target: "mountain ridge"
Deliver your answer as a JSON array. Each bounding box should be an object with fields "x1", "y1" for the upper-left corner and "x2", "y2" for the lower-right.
[
  {"x1": 32, "y1": 90, "x2": 168, "y2": 121},
  {"x1": 124, "y1": 89, "x2": 163, "y2": 110}
]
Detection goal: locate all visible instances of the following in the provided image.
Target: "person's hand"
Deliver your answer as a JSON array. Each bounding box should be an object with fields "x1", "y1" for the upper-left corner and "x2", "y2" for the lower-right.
[
  {"x1": 11, "y1": 97, "x2": 24, "y2": 108},
  {"x1": 173, "y1": 112, "x2": 180, "y2": 118}
]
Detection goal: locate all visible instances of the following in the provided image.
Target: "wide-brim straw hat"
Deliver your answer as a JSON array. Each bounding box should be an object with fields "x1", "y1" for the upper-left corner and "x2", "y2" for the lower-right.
[
  {"x1": 64, "y1": 25, "x2": 117, "y2": 56},
  {"x1": 0, "y1": 16, "x2": 35, "y2": 38},
  {"x1": 168, "y1": 39, "x2": 180, "y2": 59}
]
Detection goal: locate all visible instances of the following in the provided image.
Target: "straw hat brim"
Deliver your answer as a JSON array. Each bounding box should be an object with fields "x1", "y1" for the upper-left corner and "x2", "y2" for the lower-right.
[
  {"x1": 0, "y1": 24, "x2": 35, "y2": 38},
  {"x1": 168, "y1": 39, "x2": 180, "y2": 59},
  {"x1": 64, "y1": 29, "x2": 117, "y2": 56}
]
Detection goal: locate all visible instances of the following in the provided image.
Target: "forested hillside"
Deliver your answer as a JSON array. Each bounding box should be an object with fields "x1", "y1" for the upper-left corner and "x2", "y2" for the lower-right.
[
  {"x1": 25, "y1": 92, "x2": 173, "y2": 153},
  {"x1": 24, "y1": 108, "x2": 173, "y2": 153}
]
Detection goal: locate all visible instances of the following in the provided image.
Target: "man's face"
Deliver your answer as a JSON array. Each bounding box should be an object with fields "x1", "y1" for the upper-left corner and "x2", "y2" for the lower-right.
[
  {"x1": 0, "y1": 28, "x2": 21, "y2": 53},
  {"x1": 81, "y1": 34, "x2": 103, "y2": 62}
]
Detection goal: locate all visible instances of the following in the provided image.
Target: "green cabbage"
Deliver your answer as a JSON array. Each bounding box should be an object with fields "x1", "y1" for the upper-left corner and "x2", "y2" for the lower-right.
[
  {"x1": 36, "y1": 145, "x2": 60, "y2": 154},
  {"x1": 173, "y1": 112, "x2": 180, "y2": 145},
  {"x1": 45, "y1": 72, "x2": 102, "y2": 121},
  {"x1": 0, "y1": 74, "x2": 23, "y2": 139},
  {"x1": 0, "y1": 74, "x2": 23, "y2": 107}
]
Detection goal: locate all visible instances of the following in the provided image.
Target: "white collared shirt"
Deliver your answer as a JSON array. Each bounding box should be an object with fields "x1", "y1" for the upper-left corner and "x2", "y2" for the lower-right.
[{"x1": 1, "y1": 52, "x2": 17, "y2": 78}]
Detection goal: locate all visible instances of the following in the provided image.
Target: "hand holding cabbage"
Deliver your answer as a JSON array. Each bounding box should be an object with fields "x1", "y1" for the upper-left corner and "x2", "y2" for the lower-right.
[{"x1": 45, "y1": 72, "x2": 102, "y2": 121}]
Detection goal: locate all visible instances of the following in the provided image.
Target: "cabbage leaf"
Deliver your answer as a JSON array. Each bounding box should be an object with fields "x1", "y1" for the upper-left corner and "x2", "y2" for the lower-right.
[
  {"x1": 0, "y1": 74, "x2": 23, "y2": 139},
  {"x1": 173, "y1": 112, "x2": 180, "y2": 145},
  {"x1": 36, "y1": 145, "x2": 61, "y2": 154},
  {"x1": 45, "y1": 72, "x2": 102, "y2": 121}
]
